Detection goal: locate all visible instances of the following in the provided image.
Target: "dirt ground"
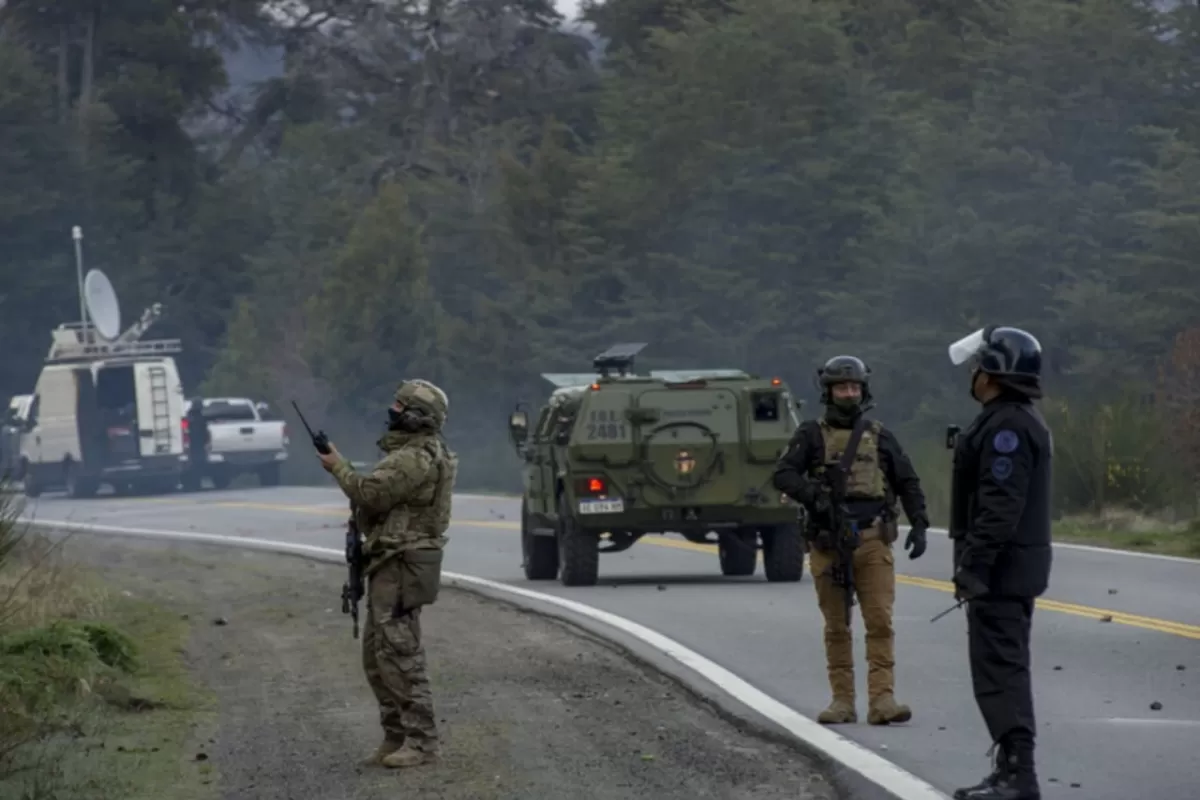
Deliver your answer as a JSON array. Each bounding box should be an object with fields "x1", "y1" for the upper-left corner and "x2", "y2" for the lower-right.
[{"x1": 63, "y1": 533, "x2": 841, "y2": 800}]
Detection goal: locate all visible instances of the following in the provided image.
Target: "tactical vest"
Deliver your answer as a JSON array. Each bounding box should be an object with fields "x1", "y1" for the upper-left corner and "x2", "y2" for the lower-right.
[
  {"x1": 818, "y1": 418, "x2": 887, "y2": 500},
  {"x1": 361, "y1": 435, "x2": 459, "y2": 559}
]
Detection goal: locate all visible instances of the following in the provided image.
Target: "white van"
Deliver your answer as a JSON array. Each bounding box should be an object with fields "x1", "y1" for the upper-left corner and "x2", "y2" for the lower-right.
[{"x1": 18, "y1": 324, "x2": 186, "y2": 498}]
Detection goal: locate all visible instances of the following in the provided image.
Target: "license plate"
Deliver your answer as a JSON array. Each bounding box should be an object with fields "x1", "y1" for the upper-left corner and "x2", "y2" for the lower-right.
[{"x1": 578, "y1": 498, "x2": 624, "y2": 514}]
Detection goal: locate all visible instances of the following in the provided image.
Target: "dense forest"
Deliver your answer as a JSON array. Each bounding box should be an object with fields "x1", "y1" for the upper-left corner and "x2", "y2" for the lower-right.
[{"x1": 2, "y1": 0, "x2": 1199, "y2": 522}]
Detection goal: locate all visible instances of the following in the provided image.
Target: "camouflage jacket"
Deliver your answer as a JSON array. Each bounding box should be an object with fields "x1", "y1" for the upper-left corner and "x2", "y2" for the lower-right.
[{"x1": 331, "y1": 430, "x2": 458, "y2": 570}]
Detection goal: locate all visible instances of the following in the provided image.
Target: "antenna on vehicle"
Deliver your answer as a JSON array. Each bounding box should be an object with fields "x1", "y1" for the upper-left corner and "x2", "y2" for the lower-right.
[
  {"x1": 83, "y1": 268, "x2": 122, "y2": 342},
  {"x1": 71, "y1": 225, "x2": 87, "y2": 335}
]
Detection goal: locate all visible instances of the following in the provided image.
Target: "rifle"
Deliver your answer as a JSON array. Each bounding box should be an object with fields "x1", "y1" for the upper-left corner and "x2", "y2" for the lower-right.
[
  {"x1": 822, "y1": 417, "x2": 869, "y2": 627},
  {"x1": 341, "y1": 516, "x2": 365, "y2": 638},
  {"x1": 291, "y1": 400, "x2": 331, "y2": 455}
]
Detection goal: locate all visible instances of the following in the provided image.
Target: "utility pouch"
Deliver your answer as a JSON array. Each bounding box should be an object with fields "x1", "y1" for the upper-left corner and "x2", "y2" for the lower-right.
[{"x1": 399, "y1": 547, "x2": 444, "y2": 610}]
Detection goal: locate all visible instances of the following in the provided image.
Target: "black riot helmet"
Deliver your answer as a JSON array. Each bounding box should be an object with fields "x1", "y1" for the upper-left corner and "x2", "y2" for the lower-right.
[
  {"x1": 949, "y1": 325, "x2": 1043, "y2": 397},
  {"x1": 816, "y1": 355, "x2": 873, "y2": 407}
]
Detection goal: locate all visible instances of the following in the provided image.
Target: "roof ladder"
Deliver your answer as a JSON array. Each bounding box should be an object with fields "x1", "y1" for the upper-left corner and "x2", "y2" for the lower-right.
[{"x1": 148, "y1": 365, "x2": 173, "y2": 454}]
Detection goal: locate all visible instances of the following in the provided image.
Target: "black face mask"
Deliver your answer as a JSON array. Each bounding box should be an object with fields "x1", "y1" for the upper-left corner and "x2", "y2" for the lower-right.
[
  {"x1": 824, "y1": 396, "x2": 861, "y2": 427},
  {"x1": 387, "y1": 408, "x2": 405, "y2": 430}
]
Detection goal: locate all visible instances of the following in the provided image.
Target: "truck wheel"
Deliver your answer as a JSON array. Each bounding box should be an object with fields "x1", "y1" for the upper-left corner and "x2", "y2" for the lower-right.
[
  {"x1": 521, "y1": 497, "x2": 559, "y2": 580},
  {"x1": 762, "y1": 523, "x2": 805, "y2": 582},
  {"x1": 718, "y1": 529, "x2": 758, "y2": 576},
  {"x1": 258, "y1": 463, "x2": 281, "y2": 487},
  {"x1": 556, "y1": 493, "x2": 599, "y2": 587},
  {"x1": 210, "y1": 469, "x2": 232, "y2": 490}
]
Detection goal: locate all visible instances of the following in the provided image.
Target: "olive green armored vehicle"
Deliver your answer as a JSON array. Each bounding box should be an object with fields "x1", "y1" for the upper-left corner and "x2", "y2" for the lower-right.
[{"x1": 506, "y1": 343, "x2": 806, "y2": 587}]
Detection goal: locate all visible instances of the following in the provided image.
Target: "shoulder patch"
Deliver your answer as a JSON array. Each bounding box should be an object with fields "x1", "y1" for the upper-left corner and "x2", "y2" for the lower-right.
[
  {"x1": 992, "y1": 429, "x2": 1019, "y2": 454},
  {"x1": 991, "y1": 456, "x2": 1013, "y2": 481}
]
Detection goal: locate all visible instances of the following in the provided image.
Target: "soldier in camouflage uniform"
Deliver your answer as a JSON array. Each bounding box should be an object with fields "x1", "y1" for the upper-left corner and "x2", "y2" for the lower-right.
[
  {"x1": 318, "y1": 379, "x2": 459, "y2": 768},
  {"x1": 771, "y1": 356, "x2": 930, "y2": 726}
]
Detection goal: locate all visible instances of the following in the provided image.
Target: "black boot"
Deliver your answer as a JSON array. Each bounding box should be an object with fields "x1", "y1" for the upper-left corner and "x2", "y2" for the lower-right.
[
  {"x1": 953, "y1": 743, "x2": 1006, "y2": 800},
  {"x1": 954, "y1": 738, "x2": 1041, "y2": 800}
]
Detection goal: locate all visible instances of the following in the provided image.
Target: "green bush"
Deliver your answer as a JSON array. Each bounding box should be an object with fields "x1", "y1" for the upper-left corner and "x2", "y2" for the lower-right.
[{"x1": 1044, "y1": 389, "x2": 1187, "y2": 516}]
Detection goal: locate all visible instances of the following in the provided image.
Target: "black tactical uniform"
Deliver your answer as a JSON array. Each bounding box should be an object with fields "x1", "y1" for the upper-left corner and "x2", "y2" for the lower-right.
[{"x1": 947, "y1": 326, "x2": 1052, "y2": 800}]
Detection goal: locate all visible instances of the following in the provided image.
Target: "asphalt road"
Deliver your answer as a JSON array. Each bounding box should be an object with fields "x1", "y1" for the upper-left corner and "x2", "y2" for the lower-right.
[{"x1": 18, "y1": 485, "x2": 1200, "y2": 800}]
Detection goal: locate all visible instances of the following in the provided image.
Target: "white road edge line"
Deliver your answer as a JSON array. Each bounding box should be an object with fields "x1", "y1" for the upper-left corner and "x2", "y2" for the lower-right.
[{"x1": 20, "y1": 516, "x2": 951, "y2": 800}]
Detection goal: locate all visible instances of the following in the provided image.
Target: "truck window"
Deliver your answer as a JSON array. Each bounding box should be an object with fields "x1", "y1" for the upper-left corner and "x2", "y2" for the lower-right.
[
  {"x1": 202, "y1": 402, "x2": 257, "y2": 423},
  {"x1": 751, "y1": 391, "x2": 780, "y2": 422}
]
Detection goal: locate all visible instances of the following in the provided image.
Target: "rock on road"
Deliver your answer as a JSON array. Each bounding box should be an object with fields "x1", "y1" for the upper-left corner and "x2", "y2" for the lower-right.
[{"x1": 20, "y1": 486, "x2": 1200, "y2": 800}]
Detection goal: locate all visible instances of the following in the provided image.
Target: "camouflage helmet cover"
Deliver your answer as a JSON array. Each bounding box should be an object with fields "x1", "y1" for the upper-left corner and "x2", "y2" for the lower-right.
[{"x1": 394, "y1": 378, "x2": 449, "y2": 427}]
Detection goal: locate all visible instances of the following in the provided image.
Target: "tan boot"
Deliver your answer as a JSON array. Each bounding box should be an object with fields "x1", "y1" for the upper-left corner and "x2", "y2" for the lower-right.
[
  {"x1": 380, "y1": 743, "x2": 438, "y2": 769},
  {"x1": 867, "y1": 694, "x2": 912, "y2": 725},
  {"x1": 817, "y1": 697, "x2": 857, "y2": 724},
  {"x1": 362, "y1": 738, "x2": 405, "y2": 766}
]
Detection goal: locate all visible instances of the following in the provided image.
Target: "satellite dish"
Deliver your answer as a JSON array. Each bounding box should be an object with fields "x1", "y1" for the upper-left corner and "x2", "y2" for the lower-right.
[{"x1": 84, "y1": 269, "x2": 121, "y2": 341}]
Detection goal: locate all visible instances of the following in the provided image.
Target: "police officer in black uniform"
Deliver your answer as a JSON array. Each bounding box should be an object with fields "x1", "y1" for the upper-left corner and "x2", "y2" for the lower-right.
[{"x1": 946, "y1": 326, "x2": 1052, "y2": 800}]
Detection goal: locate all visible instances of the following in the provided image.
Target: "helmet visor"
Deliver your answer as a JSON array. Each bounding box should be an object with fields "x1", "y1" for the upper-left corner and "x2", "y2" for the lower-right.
[{"x1": 948, "y1": 328, "x2": 986, "y2": 367}]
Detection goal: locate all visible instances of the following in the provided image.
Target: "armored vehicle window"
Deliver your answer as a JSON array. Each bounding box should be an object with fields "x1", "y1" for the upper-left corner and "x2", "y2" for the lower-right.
[{"x1": 751, "y1": 391, "x2": 780, "y2": 422}]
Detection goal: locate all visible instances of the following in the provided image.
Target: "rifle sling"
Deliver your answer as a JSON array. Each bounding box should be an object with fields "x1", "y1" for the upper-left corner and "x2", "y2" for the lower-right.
[{"x1": 836, "y1": 416, "x2": 869, "y2": 477}]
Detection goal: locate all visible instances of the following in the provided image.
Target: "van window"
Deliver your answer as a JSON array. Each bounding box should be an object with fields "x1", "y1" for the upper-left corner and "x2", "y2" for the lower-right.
[
  {"x1": 96, "y1": 366, "x2": 137, "y2": 422},
  {"x1": 202, "y1": 402, "x2": 257, "y2": 423}
]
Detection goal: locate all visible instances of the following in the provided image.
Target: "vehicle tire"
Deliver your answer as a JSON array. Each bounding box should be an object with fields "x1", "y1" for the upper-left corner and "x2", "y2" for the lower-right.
[
  {"x1": 64, "y1": 462, "x2": 97, "y2": 499},
  {"x1": 210, "y1": 469, "x2": 232, "y2": 490},
  {"x1": 762, "y1": 523, "x2": 805, "y2": 582},
  {"x1": 258, "y1": 463, "x2": 281, "y2": 487},
  {"x1": 181, "y1": 471, "x2": 202, "y2": 492},
  {"x1": 556, "y1": 493, "x2": 599, "y2": 587},
  {"x1": 521, "y1": 497, "x2": 559, "y2": 580},
  {"x1": 718, "y1": 529, "x2": 758, "y2": 576}
]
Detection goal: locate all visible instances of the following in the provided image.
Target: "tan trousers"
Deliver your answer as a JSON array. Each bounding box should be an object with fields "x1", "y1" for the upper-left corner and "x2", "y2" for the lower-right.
[{"x1": 807, "y1": 535, "x2": 896, "y2": 702}]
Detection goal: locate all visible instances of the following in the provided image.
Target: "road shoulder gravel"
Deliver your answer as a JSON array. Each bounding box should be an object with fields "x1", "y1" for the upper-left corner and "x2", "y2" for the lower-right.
[{"x1": 64, "y1": 534, "x2": 842, "y2": 800}]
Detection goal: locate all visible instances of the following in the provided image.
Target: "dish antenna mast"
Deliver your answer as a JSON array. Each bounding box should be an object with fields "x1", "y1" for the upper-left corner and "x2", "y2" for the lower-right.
[{"x1": 48, "y1": 225, "x2": 174, "y2": 363}]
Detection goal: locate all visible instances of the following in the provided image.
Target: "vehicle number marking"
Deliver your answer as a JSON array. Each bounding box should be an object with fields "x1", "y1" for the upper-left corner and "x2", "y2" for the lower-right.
[{"x1": 579, "y1": 498, "x2": 624, "y2": 514}]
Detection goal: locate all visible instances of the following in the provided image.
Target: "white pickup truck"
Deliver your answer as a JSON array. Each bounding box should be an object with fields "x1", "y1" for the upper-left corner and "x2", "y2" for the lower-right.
[{"x1": 182, "y1": 397, "x2": 289, "y2": 490}]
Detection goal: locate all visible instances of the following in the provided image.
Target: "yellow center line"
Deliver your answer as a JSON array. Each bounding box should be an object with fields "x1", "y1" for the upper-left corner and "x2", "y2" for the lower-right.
[{"x1": 118, "y1": 498, "x2": 1200, "y2": 641}]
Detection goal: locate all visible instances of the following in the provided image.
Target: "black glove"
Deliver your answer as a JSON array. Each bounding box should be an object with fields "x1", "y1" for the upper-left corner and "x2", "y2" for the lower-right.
[
  {"x1": 952, "y1": 567, "x2": 989, "y2": 603},
  {"x1": 904, "y1": 522, "x2": 928, "y2": 560}
]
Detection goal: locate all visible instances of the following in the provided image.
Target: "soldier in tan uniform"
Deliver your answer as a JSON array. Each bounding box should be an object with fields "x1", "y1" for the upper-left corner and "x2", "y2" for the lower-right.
[
  {"x1": 318, "y1": 379, "x2": 458, "y2": 768},
  {"x1": 771, "y1": 356, "x2": 930, "y2": 725}
]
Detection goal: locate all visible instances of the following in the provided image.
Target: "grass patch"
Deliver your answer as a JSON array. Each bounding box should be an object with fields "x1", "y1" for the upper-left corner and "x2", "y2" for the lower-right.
[
  {"x1": 0, "y1": 493, "x2": 217, "y2": 800},
  {"x1": 1053, "y1": 508, "x2": 1200, "y2": 558}
]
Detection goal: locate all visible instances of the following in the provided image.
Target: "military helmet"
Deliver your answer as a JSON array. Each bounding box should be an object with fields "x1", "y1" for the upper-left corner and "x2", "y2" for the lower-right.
[
  {"x1": 395, "y1": 379, "x2": 449, "y2": 428},
  {"x1": 816, "y1": 355, "x2": 872, "y2": 405}
]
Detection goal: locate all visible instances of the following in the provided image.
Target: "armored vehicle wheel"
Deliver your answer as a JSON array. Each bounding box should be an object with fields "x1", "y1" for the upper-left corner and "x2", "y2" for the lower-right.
[
  {"x1": 762, "y1": 523, "x2": 804, "y2": 582},
  {"x1": 521, "y1": 498, "x2": 559, "y2": 580},
  {"x1": 557, "y1": 493, "x2": 599, "y2": 587},
  {"x1": 718, "y1": 529, "x2": 757, "y2": 576}
]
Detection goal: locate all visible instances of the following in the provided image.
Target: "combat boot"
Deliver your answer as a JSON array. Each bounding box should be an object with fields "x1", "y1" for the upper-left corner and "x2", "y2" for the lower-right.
[
  {"x1": 380, "y1": 742, "x2": 438, "y2": 769},
  {"x1": 817, "y1": 697, "x2": 857, "y2": 724},
  {"x1": 361, "y1": 737, "x2": 404, "y2": 766},
  {"x1": 867, "y1": 694, "x2": 912, "y2": 725},
  {"x1": 954, "y1": 742, "x2": 1040, "y2": 800}
]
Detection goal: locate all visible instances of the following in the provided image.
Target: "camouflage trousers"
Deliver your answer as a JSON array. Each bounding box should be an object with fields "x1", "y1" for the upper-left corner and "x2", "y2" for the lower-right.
[
  {"x1": 807, "y1": 535, "x2": 897, "y2": 702},
  {"x1": 362, "y1": 558, "x2": 437, "y2": 752}
]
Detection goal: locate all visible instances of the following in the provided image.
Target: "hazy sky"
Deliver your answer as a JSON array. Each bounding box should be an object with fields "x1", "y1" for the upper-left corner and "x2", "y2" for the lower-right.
[{"x1": 557, "y1": 0, "x2": 584, "y2": 20}]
